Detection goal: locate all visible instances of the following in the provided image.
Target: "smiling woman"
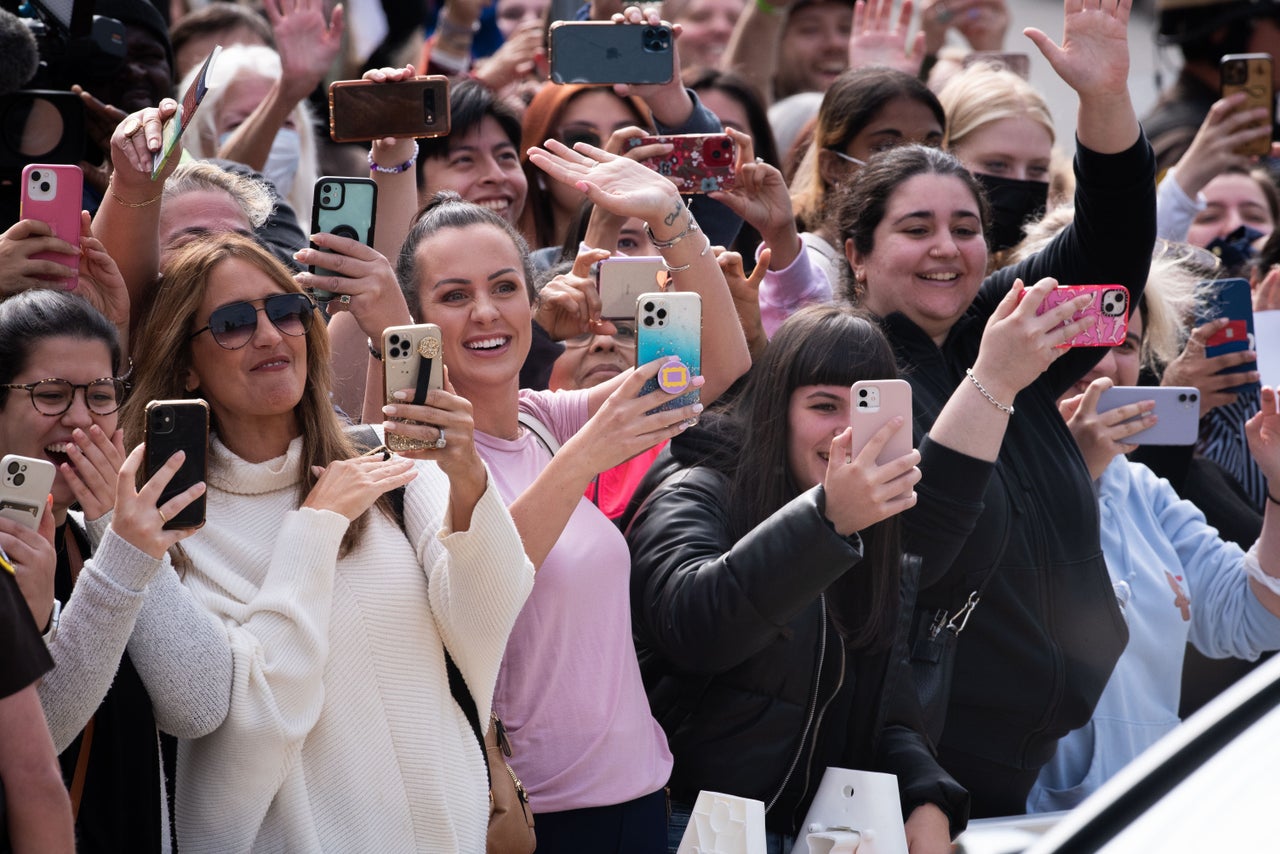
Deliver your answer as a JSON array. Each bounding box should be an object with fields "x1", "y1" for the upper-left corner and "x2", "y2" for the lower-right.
[{"x1": 119, "y1": 233, "x2": 534, "y2": 853}]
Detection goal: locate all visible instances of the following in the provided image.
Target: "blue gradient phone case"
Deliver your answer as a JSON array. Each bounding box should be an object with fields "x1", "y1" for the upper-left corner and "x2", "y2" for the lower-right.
[{"x1": 635, "y1": 291, "x2": 701, "y2": 412}]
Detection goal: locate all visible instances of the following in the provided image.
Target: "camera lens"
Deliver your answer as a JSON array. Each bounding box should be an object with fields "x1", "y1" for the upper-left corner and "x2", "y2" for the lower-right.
[
  {"x1": 643, "y1": 315, "x2": 654, "y2": 327},
  {"x1": 12, "y1": 472, "x2": 23, "y2": 486},
  {"x1": 30, "y1": 170, "x2": 41, "y2": 181},
  {"x1": 643, "y1": 301, "x2": 655, "y2": 312},
  {"x1": 40, "y1": 181, "x2": 50, "y2": 193},
  {"x1": 1178, "y1": 393, "x2": 1187, "y2": 402},
  {"x1": 322, "y1": 194, "x2": 332, "y2": 205},
  {"x1": 858, "y1": 400, "x2": 867, "y2": 407},
  {"x1": 6, "y1": 460, "x2": 18, "y2": 475},
  {"x1": 656, "y1": 308, "x2": 667, "y2": 319},
  {"x1": 858, "y1": 389, "x2": 868, "y2": 397}
]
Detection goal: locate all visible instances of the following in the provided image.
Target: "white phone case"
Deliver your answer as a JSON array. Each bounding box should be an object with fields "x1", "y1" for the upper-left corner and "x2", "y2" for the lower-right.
[{"x1": 0, "y1": 454, "x2": 56, "y2": 531}]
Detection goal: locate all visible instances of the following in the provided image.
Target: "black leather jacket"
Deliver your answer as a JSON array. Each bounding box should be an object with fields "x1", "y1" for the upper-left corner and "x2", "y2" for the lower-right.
[{"x1": 624, "y1": 457, "x2": 969, "y2": 837}]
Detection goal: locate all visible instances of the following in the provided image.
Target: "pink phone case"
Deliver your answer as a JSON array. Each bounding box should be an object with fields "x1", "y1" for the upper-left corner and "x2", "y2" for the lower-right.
[
  {"x1": 627, "y1": 133, "x2": 737, "y2": 193},
  {"x1": 850, "y1": 379, "x2": 913, "y2": 466},
  {"x1": 20, "y1": 163, "x2": 82, "y2": 284},
  {"x1": 1035, "y1": 285, "x2": 1129, "y2": 347}
]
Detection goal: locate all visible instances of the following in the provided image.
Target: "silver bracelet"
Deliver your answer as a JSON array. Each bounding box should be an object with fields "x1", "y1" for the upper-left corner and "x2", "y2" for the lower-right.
[
  {"x1": 645, "y1": 204, "x2": 699, "y2": 249},
  {"x1": 964, "y1": 368, "x2": 1014, "y2": 415},
  {"x1": 661, "y1": 233, "x2": 711, "y2": 273}
]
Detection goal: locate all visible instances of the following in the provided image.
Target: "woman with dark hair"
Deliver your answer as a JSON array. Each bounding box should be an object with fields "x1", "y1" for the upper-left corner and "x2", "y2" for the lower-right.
[
  {"x1": 120, "y1": 233, "x2": 532, "y2": 852},
  {"x1": 624, "y1": 304, "x2": 968, "y2": 853},
  {"x1": 710, "y1": 67, "x2": 945, "y2": 336},
  {"x1": 391, "y1": 133, "x2": 751, "y2": 849},
  {"x1": 0, "y1": 289, "x2": 222, "y2": 852},
  {"x1": 833, "y1": 0, "x2": 1157, "y2": 816}
]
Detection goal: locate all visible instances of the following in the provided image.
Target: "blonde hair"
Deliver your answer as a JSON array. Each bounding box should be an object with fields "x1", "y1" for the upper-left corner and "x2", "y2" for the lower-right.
[
  {"x1": 163, "y1": 160, "x2": 275, "y2": 229},
  {"x1": 122, "y1": 234, "x2": 373, "y2": 557},
  {"x1": 179, "y1": 44, "x2": 318, "y2": 226},
  {"x1": 938, "y1": 62, "x2": 1055, "y2": 151}
]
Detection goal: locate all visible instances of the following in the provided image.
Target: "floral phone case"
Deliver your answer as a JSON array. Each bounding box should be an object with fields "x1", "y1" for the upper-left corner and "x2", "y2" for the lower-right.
[{"x1": 626, "y1": 133, "x2": 737, "y2": 193}]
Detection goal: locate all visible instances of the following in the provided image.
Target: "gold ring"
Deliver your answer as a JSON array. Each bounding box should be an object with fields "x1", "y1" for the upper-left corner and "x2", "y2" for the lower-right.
[
  {"x1": 158, "y1": 508, "x2": 169, "y2": 524},
  {"x1": 123, "y1": 117, "x2": 142, "y2": 138}
]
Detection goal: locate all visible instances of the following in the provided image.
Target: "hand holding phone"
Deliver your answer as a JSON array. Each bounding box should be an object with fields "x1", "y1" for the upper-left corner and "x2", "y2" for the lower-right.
[
  {"x1": 20, "y1": 164, "x2": 83, "y2": 286},
  {"x1": 625, "y1": 134, "x2": 737, "y2": 193},
  {"x1": 328, "y1": 76, "x2": 451, "y2": 143},
  {"x1": 635, "y1": 292, "x2": 701, "y2": 412},
  {"x1": 1096, "y1": 386, "x2": 1200, "y2": 445},
  {"x1": 1220, "y1": 53, "x2": 1274, "y2": 158},
  {"x1": 850, "y1": 380, "x2": 913, "y2": 465},
  {"x1": 549, "y1": 22, "x2": 675, "y2": 85},
  {"x1": 144, "y1": 400, "x2": 209, "y2": 530},
  {"x1": 1194, "y1": 277, "x2": 1259, "y2": 395},
  {"x1": 1034, "y1": 285, "x2": 1129, "y2": 347},
  {"x1": 0, "y1": 455, "x2": 56, "y2": 531},
  {"x1": 309, "y1": 177, "x2": 378, "y2": 302}
]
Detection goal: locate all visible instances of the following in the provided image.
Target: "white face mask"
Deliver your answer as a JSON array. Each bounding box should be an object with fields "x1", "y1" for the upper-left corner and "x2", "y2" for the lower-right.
[{"x1": 218, "y1": 127, "x2": 302, "y2": 197}]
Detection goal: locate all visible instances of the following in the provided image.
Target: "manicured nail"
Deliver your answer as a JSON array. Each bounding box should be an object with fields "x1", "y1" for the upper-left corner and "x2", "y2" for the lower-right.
[
  {"x1": 392, "y1": 390, "x2": 408, "y2": 401},
  {"x1": 383, "y1": 405, "x2": 397, "y2": 416}
]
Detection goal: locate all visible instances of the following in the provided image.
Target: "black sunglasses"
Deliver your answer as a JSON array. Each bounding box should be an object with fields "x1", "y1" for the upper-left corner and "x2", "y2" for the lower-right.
[{"x1": 190, "y1": 293, "x2": 317, "y2": 350}]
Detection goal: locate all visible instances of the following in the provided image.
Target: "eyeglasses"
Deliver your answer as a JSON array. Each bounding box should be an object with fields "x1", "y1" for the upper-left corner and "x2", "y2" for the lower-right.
[
  {"x1": 190, "y1": 293, "x2": 317, "y2": 350},
  {"x1": 564, "y1": 323, "x2": 637, "y2": 348},
  {"x1": 828, "y1": 149, "x2": 867, "y2": 167},
  {"x1": 1, "y1": 377, "x2": 128, "y2": 416}
]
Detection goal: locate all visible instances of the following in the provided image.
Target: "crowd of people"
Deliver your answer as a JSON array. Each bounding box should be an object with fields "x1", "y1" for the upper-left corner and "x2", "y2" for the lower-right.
[{"x1": 1, "y1": 0, "x2": 1279, "y2": 850}]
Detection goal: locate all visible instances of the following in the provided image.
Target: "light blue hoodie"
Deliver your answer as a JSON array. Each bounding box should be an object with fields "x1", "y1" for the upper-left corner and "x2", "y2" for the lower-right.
[{"x1": 1027, "y1": 457, "x2": 1280, "y2": 812}]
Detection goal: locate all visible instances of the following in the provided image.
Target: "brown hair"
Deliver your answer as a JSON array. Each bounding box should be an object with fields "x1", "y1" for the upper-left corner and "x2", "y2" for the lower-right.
[{"x1": 122, "y1": 233, "x2": 373, "y2": 556}]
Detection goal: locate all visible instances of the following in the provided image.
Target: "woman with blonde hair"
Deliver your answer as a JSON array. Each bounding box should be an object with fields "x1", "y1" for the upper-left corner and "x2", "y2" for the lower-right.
[
  {"x1": 121, "y1": 233, "x2": 532, "y2": 852},
  {"x1": 938, "y1": 63, "x2": 1061, "y2": 255}
]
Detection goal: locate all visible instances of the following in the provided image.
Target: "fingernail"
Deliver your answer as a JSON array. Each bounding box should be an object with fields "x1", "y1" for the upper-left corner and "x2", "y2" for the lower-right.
[
  {"x1": 383, "y1": 420, "x2": 398, "y2": 432},
  {"x1": 691, "y1": 403, "x2": 704, "y2": 414},
  {"x1": 691, "y1": 374, "x2": 706, "y2": 388},
  {"x1": 383, "y1": 405, "x2": 397, "y2": 415},
  {"x1": 392, "y1": 390, "x2": 408, "y2": 401}
]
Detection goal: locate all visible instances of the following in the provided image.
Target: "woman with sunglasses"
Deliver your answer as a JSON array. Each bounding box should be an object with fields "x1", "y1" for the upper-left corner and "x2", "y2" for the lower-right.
[
  {"x1": 121, "y1": 233, "x2": 533, "y2": 853},
  {"x1": 0, "y1": 288, "x2": 222, "y2": 853}
]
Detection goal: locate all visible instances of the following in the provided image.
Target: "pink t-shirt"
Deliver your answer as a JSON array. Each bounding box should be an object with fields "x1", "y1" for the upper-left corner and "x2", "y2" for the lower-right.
[{"x1": 476, "y1": 388, "x2": 673, "y2": 814}]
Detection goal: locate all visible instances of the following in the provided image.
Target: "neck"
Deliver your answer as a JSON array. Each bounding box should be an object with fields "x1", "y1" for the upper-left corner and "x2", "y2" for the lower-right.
[
  {"x1": 215, "y1": 410, "x2": 301, "y2": 462},
  {"x1": 456, "y1": 376, "x2": 522, "y2": 440}
]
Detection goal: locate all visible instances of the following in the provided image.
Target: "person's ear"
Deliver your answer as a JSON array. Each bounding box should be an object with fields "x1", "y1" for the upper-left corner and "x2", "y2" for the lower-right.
[{"x1": 845, "y1": 237, "x2": 867, "y2": 288}]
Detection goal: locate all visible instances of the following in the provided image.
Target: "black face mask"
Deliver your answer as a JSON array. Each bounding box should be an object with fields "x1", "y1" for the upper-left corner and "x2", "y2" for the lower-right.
[{"x1": 975, "y1": 173, "x2": 1050, "y2": 253}]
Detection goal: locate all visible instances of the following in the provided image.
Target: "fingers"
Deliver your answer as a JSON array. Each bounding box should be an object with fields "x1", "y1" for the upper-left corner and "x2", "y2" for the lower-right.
[
  {"x1": 156, "y1": 480, "x2": 208, "y2": 528},
  {"x1": 851, "y1": 415, "x2": 907, "y2": 464}
]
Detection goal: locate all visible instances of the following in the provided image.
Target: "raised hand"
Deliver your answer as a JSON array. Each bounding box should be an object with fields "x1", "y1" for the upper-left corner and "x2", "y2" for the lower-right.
[
  {"x1": 109, "y1": 444, "x2": 207, "y2": 559},
  {"x1": 0, "y1": 505, "x2": 56, "y2": 627},
  {"x1": 822, "y1": 419, "x2": 921, "y2": 536},
  {"x1": 62, "y1": 425, "x2": 127, "y2": 523},
  {"x1": 74, "y1": 212, "x2": 130, "y2": 337},
  {"x1": 1169, "y1": 94, "x2": 1272, "y2": 201},
  {"x1": 717, "y1": 245, "x2": 770, "y2": 360},
  {"x1": 293, "y1": 234, "x2": 412, "y2": 341},
  {"x1": 1245, "y1": 386, "x2": 1280, "y2": 484},
  {"x1": 1058, "y1": 377, "x2": 1154, "y2": 479},
  {"x1": 708, "y1": 128, "x2": 801, "y2": 267},
  {"x1": 529, "y1": 138, "x2": 685, "y2": 227},
  {"x1": 1023, "y1": 0, "x2": 1131, "y2": 102},
  {"x1": 264, "y1": 0, "x2": 345, "y2": 103},
  {"x1": 71, "y1": 85, "x2": 129, "y2": 192},
  {"x1": 0, "y1": 219, "x2": 81, "y2": 296},
  {"x1": 848, "y1": 0, "x2": 925, "y2": 76},
  {"x1": 534, "y1": 247, "x2": 615, "y2": 340},
  {"x1": 107, "y1": 99, "x2": 181, "y2": 201}
]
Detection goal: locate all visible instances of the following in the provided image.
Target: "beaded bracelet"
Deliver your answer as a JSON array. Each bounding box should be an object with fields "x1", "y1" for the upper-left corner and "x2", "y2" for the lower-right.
[
  {"x1": 368, "y1": 148, "x2": 418, "y2": 174},
  {"x1": 368, "y1": 338, "x2": 383, "y2": 360},
  {"x1": 964, "y1": 368, "x2": 1014, "y2": 415}
]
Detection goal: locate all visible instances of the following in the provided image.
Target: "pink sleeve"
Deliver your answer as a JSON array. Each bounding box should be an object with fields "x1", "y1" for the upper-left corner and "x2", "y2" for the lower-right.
[
  {"x1": 756, "y1": 242, "x2": 833, "y2": 338},
  {"x1": 518, "y1": 388, "x2": 591, "y2": 446}
]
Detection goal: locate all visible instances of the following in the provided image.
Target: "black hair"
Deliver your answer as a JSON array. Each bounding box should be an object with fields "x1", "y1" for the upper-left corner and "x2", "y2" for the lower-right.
[
  {"x1": 715, "y1": 304, "x2": 903, "y2": 650},
  {"x1": 0, "y1": 291, "x2": 122, "y2": 409},
  {"x1": 416, "y1": 79, "x2": 523, "y2": 187},
  {"x1": 396, "y1": 191, "x2": 537, "y2": 311}
]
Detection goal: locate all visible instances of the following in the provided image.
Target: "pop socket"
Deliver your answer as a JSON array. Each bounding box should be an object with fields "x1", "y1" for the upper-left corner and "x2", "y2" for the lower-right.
[{"x1": 657, "y1": 359, "x2": 690, "y2": 394}]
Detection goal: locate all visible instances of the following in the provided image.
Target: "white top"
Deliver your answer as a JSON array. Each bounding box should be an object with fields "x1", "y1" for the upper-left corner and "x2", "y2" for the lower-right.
[{"x1": 173, "y1": 434, "x2": 534, "y2": 853}]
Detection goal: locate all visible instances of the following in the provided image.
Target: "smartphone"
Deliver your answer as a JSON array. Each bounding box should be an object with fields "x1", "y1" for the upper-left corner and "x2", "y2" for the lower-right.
[
  {"x1": 1195, "y1": 277, "x2": 1259, "y2": 394},
  {"x1": 548, "y1": 22, "x2": 675, "y2": 85},
  {"x1": 1034, "y1": 285, "x2": 1129, "y2": 347},
  {"x1": 382, "y1": 324, "x2": 444, "y2": 453},
  {"x1": 144, "y1": 399, "x2": 209, "y2": 530},
  {"x1": 328, "y1": 76, "x2": 451, "y2": 143},
  {"x1": 20, "y1": 163, "x2": 82, "y2": 285},
  {"x1": 598, "y1": 256, "x2": 669, "y2": 319},
  {"x1": 1096, "y1": 386, "x2": 1200, "y2": 446},
  {"x1": 635, "y1": 291, "x2": 701, "y2": 413},
  {"x1": 1220, "y1": 53, "x2": 1274, "y2": 158},
  {"x1": 153, "y1": 45, "x2": 220, "y2": 179},
  {"x1": 625, "y1": 133, "x2": 736, "y2": 194},
  {"x1": 0, "y1": 455, "x2": 56, "y2": 531},
  {"x1": 850, "y1": 379, "x2": 913, "y2": 466},
  {"x1": 309, "y1": 177, "x2": 378, "y2": 302}
]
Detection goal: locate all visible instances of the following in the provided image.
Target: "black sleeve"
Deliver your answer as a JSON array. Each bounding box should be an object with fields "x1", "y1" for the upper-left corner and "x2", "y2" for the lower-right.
[
  {"x1": 0, "y1": 569, "x2": 52, "y2": 699},
  {"x1": 627, "y1": 470, "x2": 863, "y2": 674},
  {"x1": 904, "y1": 436, "x2": 994, "y2": 590}
]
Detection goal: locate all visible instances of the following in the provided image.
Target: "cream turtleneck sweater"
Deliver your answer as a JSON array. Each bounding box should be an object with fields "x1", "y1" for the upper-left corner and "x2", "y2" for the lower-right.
[{"x1": 172, "y1": 435, "x2": 533, "y2": 853}]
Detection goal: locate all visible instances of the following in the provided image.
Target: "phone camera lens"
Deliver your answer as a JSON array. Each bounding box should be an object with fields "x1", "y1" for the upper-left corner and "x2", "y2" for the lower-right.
[
  {"x1": 6, "y1": 461, "x2": 17, "y2": 475},
  {"x1": 30, "y1": 170, "x2": 41, "y2": 181},
  {"x1": 643, "y1": 315, "x2": 654, "y2": 327},
  {"x1": 858, "y1": 400, "x2": 867, "y2": 408},
  {"x1": 1178, "y1": 393, "x2": 1187, "y2": 402},
  {"x1": 322, "y1": 194, "x2": 333, "y2": 205},
  {"x1": 40, "y1": 181, "x2": 50, "y2": 193},
  {"x1": 656, "y1": 308, "x2": 667, "y2": 319},
  {"x1": 11, "y1": 472, "x2": 23, "y2": 486},
  {"x1": 858, "y1": 389, "x2": 868, "y2": 397},
  {"x1": 1190, "y1": 392, "x2": 1199, "y2": 402}
]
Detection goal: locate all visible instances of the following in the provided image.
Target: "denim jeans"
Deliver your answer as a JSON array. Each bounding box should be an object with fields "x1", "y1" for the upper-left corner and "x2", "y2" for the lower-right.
[{"x1": 667, "y1": 801, "x2": 797, "y2": 854}]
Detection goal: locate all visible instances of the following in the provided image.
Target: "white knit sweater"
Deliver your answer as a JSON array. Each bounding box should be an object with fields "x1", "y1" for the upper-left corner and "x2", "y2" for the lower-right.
[{"x1": 173, "y1": 435, "x2": 534, "y2": 853}]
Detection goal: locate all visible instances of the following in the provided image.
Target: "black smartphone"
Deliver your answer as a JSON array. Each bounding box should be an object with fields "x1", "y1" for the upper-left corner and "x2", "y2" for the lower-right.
[
  {"x1": 327, "y1": 76, "x2": 451, "y2": 143},
  {"x1": 144, "y1": 399, "x2": 210, "y2": 530},
  {"x1": 548, "y1": 22, "x2": 674, "y2": 85},
  {"x1": 309, "y1": 177, "x2": 378, "y2": 302}
]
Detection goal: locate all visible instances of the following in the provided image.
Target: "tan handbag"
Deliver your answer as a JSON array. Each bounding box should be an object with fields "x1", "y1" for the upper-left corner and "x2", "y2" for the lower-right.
[{"x1": 485, "y1": 714, "x2": 536, "y2": 854}]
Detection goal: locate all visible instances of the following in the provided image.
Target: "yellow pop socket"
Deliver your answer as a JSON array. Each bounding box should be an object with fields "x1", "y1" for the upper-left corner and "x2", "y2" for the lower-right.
[{"x1": 658, "y1": 360, "x2": 690, "y2": 394}]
